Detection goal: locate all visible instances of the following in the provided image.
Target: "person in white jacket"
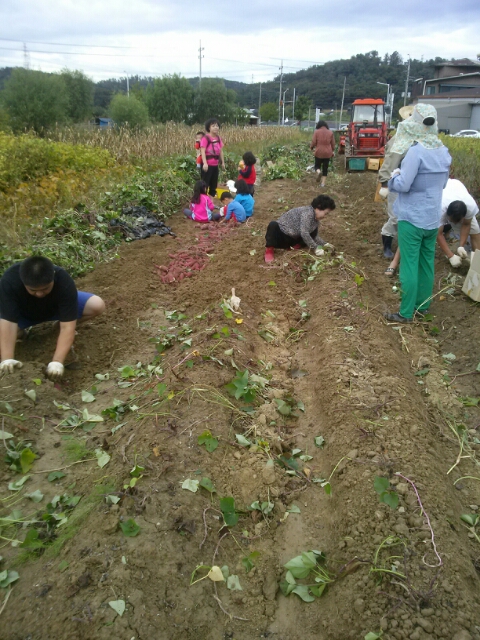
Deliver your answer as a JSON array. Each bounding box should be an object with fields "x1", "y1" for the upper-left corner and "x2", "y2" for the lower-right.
[{"x1": 436, "y1": 178, "x2": 480, "y2": 267}]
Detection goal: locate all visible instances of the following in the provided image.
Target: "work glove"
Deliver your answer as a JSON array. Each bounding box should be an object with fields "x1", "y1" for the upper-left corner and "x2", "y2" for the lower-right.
[
  {"x1": 390, "y1": 168, "x2": 401, "y2": 179},
  {"x1": 46, "y1": 361, "x2": 65, "y2": 380},
  {"x1": 219, "y1": 206, "x2": 225, "y2": 217},
  {"x1": 448, "y1": 255, "x2": 462, "y2": 268},
  {"x1": 457, "y1": 246, "x2": 469, "y2": 260},
  {"x1": 379, "y1": 187, "x2": 389, "y2": 199},
  {"x1": 0, "y1": 359, "x2": 23, "y2": 374},
  {"x1": 323, "y1": 242, "x2": 334, "y2": 250},
  {"x1": 315, "y1": 246, "x2": 325, "y2": 257}
]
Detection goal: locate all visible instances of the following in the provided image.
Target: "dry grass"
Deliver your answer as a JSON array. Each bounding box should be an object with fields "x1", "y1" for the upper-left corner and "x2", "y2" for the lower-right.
[{"x1": 47, "y1": 123, "x2": 306, "y2": 163}]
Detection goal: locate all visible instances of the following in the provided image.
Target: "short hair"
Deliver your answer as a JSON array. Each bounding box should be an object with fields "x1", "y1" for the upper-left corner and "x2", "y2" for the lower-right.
[
  {"x1": 234, "y1": 178, "x2": 249, "y2": 195},
  {"x1": 220, "y1": 191, "x2": 233, "y2": 202},
  {"x1": 242, "y1": 151, "x2": 256, "y2": 166},
  {"x1": 311, "y1": 194, "x2": 336, "y2": 211},
  {"x1": 196, "y1": 130, "x2": 205, "y2": 136},
  {"x1": 19, "y1": 256, "x2": 55, "y2": 287},
  {"x1": 316, "y1": 120, "x2": 329, "y2": 130},
  {"x1": 446, "y1": 200, "x2": 467, "y2": 224},
  {"x1": 204, "y1": 118, "x2": 220, "y2": 132}
]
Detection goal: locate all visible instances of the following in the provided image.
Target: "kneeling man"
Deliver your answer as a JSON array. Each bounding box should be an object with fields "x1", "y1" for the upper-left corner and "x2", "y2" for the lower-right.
[{"x1": 0, "y1": 256, "x2": 105, "y2": 379}]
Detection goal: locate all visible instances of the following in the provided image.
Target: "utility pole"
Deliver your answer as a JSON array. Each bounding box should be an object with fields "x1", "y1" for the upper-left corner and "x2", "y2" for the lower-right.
[
  {"x1": 23, "y1": 42, "x2": 30, "y2": 69},
  {"x1": 339, "y1": 76, "x2": 346, "y2": 130},
  {"x1": 404, "y1": 55, "x2": 411, "y2": 106},
  {"x1": 278, "y1": 60, "x2": 283, "y2": 126},
  {"x1": 258, "y1": 83, "x2": 262, "y2": 125},
  {"x1": 124, "y1": 71, "x2": 129, "y2": 97},
  {"x1": 292, "y1": 88, "x2": 296, "y2": 121},
  {"x1": 198, "y1": 40, "x2": 204, "y2": 88}
]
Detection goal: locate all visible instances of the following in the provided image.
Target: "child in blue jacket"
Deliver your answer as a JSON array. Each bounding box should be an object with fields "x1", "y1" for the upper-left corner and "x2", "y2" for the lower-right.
[{"x1": 234, "y1": 179, "x2": 255, "y2": 218}]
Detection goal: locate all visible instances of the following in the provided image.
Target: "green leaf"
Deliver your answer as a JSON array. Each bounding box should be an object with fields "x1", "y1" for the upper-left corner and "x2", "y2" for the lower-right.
[
  {"x1": 297, "y1": 400, "x2": 305, "y2": 412},
  {"x1": 95, "y1": 372, "x2": 110, "y2": 381},
  {"x1": 81, "y1": 391, "x2": 96, "y2": 403},
  {"x1": 130, "y1": 464, "x2": 145, "y2": 478},
  {"x1": 380, "y1": 490, "x2": 399, "y2": 510},
  {"x1": 120, "y1": 519, "x2": 140, "y2": 537},
  {"x1": 109, "y1": 599, "x2": 126, "y2": 616},
  {"x1": 24, "y1": 389, "x2": 36, "y2": 402},
  {"x1": 48, "y1": 471, "x2": 66, "y2": 482},
  {"x1": 20, "y1": 448, "x2": 37, "y2": 473},
  {"x1": 199, "y1": 477, "x2": 216, "y2": 493},
  {"x1": 25, "y1": 490, "x2": 44, "y2": 503},
  {"x1": 461, "y1": 513, "x2": 479, "y2": 527},
  {"x1": 0, "y1": 569, "x2": 19, "y2": 588},
  {"x1": 32, "y1": 378, "x2": 42, "y2": 386},
  {"x1": 365, "y1": 633, "x2": 382, "y2": 640},
  {"x1": 309, "y1": 583, "x2": 327, "y2": 597},
  {"x1": 442, "y1": 352, "x2": 456, "y2": 361},
  {"x1": 20, "y1": 529, "x2": 43, "y2": 549},
  {"x1": 227, "y1": 575, "x2": 242, "y2": 590},
  {"x1": 0, "y1": 430, "x2": 14, "y2": 439},
  {"x1": 414, "y1": 368, "x2": 430, "y2": 377},
  {"x1": 157, "y1": 382, "x2": 167, "y2": 397},
  {"x1": 292, "y1": 585, "x2": 316, "y2": 602},
  {"x1": 235, "y1": 434, "x2": 251, "y2": 446},
  {"x1": 280, "y1": 579, "x2": 296, "y2": 596},
  {"x1": 8, "y1": 475, "x2": 30, "y2": 491},
  {"x1": 314, "y1": 436, "x2": 325, "y2": 448},
  {"x1": 274, "y1": 398, "x2": 292, "y2": 416},
  {"x1": 58, "y1": 560, "x2": 69, "y2": 573},
  {"x1": 374, "y1": 476, "x2": 390, "y2": 494},
  {"x1": 287, "y1": 504, "x2": 301, "y2": 513},
  {"x1": 118, "y1": 365, "x2": 137, "y2": 379},
  {"x1": 284, "y1": 554, "x2": 312, "y2": 579},
  {"x1": 181, "y1": 479, "x2": 199, "y2": 492},
  {"x1": 95, "y1": 449, "x2": 110, "y2": 468},
  {"x1": 242, "y1": 551, "x2": 260, "y2": 573},
  {"x1": 197, "y1": 430, "x2": 219, "y2": 453},
  {"x1": 106, "y1": 494, "x2": 121, "y2": 505},
  {"x1": 460, "y1": 397, "x2": 479, "y2": 407},
  {"x1": 220, "y1": 496, "x2": 239, "y2": 527}
]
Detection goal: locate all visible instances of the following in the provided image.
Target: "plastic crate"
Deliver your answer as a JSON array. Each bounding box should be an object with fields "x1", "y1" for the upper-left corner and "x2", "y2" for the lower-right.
[{"x1": 348, "y1": 158, "x2": 366, "y2": 171}]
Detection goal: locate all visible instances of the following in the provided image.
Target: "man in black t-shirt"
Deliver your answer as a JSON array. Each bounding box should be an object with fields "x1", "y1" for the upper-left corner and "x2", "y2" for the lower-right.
[{"x1": 0, "y1": 256, "x2": 105, "y2": 379}]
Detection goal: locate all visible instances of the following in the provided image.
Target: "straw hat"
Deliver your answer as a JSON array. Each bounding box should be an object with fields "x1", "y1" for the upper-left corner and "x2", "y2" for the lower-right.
[{"x1": 399, "y1": 105, "x2": 414, "y2": 120}]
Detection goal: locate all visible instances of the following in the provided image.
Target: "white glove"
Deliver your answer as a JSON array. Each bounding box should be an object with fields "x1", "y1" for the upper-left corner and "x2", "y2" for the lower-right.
[
  {"x1": 46, "y1": 361, "x2": 65, "y2": 380},
  {"x1": 0, "y1": 359, "x2": 23, "y2": 374},
  {"x1": 379, "y1": 187, "x2": 389, "y2": 199},
  {"x1": 457, "y1": 246, "x2": 469, "y2": 259},
  {"x1": 390, "y1": 169, "x2": 401, "y2": 179},
  {"x1": 449, "y1": 255, "x2": 462, "y2": 268},
  {"x1": 315, "y1": 247, "x2": 325, "y2": 257},
  {"x1": 219, "y1": 206, "x2": 225, "y2": 217},
  {"x1": 323, "y1": 242, "x2": 334, "y2": 250}
]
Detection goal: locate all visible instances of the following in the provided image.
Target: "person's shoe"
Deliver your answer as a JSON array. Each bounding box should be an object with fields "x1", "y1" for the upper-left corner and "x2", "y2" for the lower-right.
[
  {"x1": 315, "y1": 170, "x2": 321, "y2": 183},
  {"x1": 384, "y1": 311, "x2": 412, "y2": 323},
  {"x1": 320, "y1": 180, "x2": 326, "y2": 187},
  {"x1": 291, "y1": 243, "x2": 302, "y2": 250},
  {"x1": 382, "y1": 234, "x2": 394, "y2": 259},
  {"x1": 264, "y1": 247, "x2": 275, "y2": 263}
]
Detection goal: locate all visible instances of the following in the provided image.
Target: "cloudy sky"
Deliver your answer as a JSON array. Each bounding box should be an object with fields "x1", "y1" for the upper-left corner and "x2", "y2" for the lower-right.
[{"x1": 1, "y1": 0, "x2": 479, "y2": 84}]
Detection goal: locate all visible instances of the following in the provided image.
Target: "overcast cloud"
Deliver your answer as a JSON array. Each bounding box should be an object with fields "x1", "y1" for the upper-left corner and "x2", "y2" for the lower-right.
[{"x1": 1, "y1": 0, "x2": 479, "y2": 83}]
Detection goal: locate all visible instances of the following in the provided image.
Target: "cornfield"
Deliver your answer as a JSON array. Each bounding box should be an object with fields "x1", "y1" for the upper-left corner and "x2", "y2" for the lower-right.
[
  {"x1": 47, "y1": 123, "x2": 305, "y2": 163},
  {"x1": 442, "y1": 135, "x2": 480, "y2": 200}
]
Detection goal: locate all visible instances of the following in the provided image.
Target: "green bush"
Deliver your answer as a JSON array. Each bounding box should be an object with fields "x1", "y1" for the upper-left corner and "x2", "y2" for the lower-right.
[
  {"x1": 0, "y1": 132, "x2": 114, "y2": 191},
  {"x1": 109, "y1": 94, "x2": 149, "y2": 129}
]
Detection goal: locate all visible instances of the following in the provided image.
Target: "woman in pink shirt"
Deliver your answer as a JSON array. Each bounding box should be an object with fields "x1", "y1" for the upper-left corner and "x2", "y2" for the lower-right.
[
  {"x1": 310, "y1": 120, "x2": 335, "y2": 187},
  {"x1": 200, "y1": 118, "x2": 225, "y2": 197}
]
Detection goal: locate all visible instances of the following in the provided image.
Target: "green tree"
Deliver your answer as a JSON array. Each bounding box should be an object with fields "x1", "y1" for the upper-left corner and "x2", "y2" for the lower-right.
[
  {"x1": 109, "y1": 93, "x2": 149, "y2": 128},
  {"x1": 60, "y1": 69, "x2": 94, "y2": 122},
  {"x1": 146, "y1": 74, "x2": 194, "y2": 123},
  {"x1": 193, "y1": 78, "x2": 237, "y2": 125},
  {"x1": 293, "y1": 95, "x2": 312, "y2": 121},
  {"x1": 2, "y1": 68, "x2": 69, "y2": 133},
  {"x1": 259, "y1": 102, "x2": 278, "y2": 122}
]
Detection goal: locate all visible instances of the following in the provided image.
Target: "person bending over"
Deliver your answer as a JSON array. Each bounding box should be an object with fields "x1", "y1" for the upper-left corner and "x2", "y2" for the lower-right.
[
  {"x1": 437, "y1": 179, "x2": 480, "y2": 267},
  {"x1": 264, "y1": 194, "x2": 336, "y2": 263},
  {"x1": 0, "y1": 256, "x2": 105, "y2": 379}
]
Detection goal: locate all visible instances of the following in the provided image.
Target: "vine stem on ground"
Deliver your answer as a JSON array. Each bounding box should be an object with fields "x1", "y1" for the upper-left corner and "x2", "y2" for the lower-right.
[{"x1": 395, "y1": 472, "x2": 442, "y2": 568}]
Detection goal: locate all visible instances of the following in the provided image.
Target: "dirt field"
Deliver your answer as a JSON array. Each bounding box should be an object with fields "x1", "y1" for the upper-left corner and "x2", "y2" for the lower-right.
[{"x1": 1, "y1": 162, "x2": 480, "y2": 640}]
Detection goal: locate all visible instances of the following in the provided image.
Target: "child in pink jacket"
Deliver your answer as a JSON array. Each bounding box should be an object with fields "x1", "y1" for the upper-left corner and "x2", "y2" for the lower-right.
[{"x1": 184, "y1": 180, "x2": 220, "y2": 223}]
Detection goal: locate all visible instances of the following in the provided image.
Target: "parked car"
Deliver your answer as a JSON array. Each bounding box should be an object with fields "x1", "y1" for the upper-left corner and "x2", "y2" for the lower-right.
[{"x1": 449, "y1": 129, "x2": 480, "y2": 138}]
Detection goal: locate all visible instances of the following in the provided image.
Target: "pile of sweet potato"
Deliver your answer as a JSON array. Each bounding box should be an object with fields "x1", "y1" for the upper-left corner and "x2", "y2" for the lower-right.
[{"x1": 154, "y1": 223, "x2": 234, "y2": 284}]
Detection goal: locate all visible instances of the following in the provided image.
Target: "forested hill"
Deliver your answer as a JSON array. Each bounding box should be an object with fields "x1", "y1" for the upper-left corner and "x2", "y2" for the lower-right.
[
  {"x1": 0, "y1": 50, "x2": 445, "y2": 113},
  {"x1": 222, "y1": 51, "x2": 446, "y2": 110}
]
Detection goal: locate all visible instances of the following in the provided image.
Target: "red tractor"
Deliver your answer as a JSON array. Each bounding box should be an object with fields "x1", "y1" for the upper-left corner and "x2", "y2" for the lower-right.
[{"x1": 344, "y1": 98, "x2": 387, "y2": 171}]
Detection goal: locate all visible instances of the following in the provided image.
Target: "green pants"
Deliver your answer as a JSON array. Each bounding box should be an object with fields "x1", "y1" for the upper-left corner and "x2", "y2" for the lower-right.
[{"x1": 398, "y1": 221, "x2": 437, "y2": 318}]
